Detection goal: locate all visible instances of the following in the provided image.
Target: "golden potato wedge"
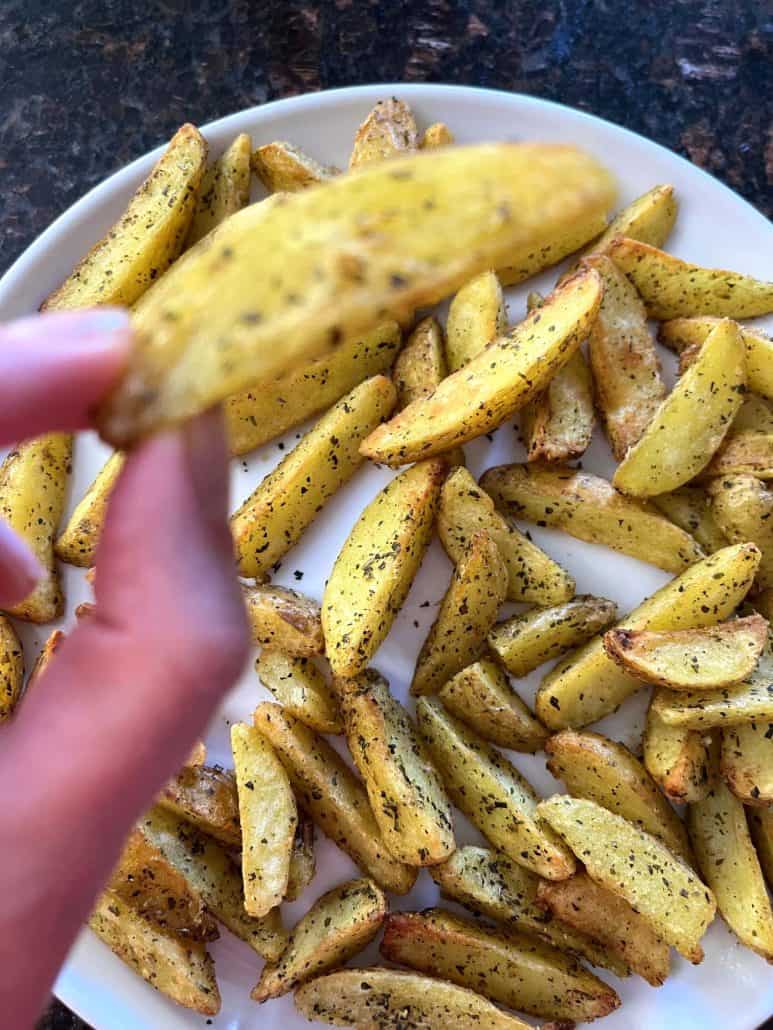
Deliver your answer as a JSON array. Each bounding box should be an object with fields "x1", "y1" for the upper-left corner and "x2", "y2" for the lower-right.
[
  {"x1": 253, "y1": 878, "x2": 386, "y2": 1002},
  {"x1": 24, "y1": 627, "x2": 62, "y2": 698},
  {"x1": 411, "y1": 530, "x2": 507, "y2": 696},
  {"x1": 231, "y1": 374, "x2": 396, "y2": 579},
  {"x1": 488, "y1": 596, "x2": 618, "y2": 678},
  {"x1": 544, "y1": 729, "x2": 692, "y2": 861},
  {"x1": 653, "y1": 650, "x2": 773, "y2": 729},
  {"x1": 322, "y1": 459, "x2": 444, "y2": 678},
  {"x1": 252, "y1": 140, "x2": 337, "y2": 193},
  {"x1": 748, "y1": 808, "x2": 773, "y2": 889},
  {"x1": 535, "y1": 543, "x2": 760, "y2": 729},
  {"x1": 89, "y1": 890, "x2": 220, "y2": 1015},
  {"x1": 520, "y1": 350, "x2": 595, "y2": 463},
  {"x1": 709, "y1": 475, "x2": 773, "y2": 589},
  {"x1": 498, "y1": 204, "x2": 610, "y2": 287},
  {"x1": 294, "y1": 967, "x2": 533, "y2": 1029},
  {"x1": 286, "y1": 811, "x2": 316, "y2": 902},
  {"x1": 380, "y1": 908, "x2": 620, "y2": 1022},
  {"x1": 253, "y1": 703, "x2": 416, "y2": 894},
  {"x1": 538, "y1": 795, "x2": 716, "y2": 962},
  {"x1": 417, "y1": 697, "x2": 575, "y2": 879},
  {"x1": 652, "y1": 486, "x2": 728, "y2": 554},
  {"x1": 660, "y1": 317, "x2": 773, "y2": 400},
  {"x1": 444, "y1": 270, "x2": 507, "y2": 373},
  {"x1": 578, "y1": 183, "x2": 678, "y2": 260},
  {"x1": 732, "y1": 394, "x2": 773, "y2": 434},
  {"x1": 421, "y1": 122, "x2": 454, "y2": 148},
  {"x1": 242, "y1": 584, "x2": 324, "y2": 656},
  {"x1": 703, "y1": 430, "x2": 773, "y2": 479},
  {"x1": 644, "y1": 704, "x2": 714, "y2": 803},
  {"x1": 438, "y1": 466, "x2": 575, "y2": 605},
  {"x1": 55, "y1": 450, "x2": 125, "y2": 568},
  {"x1": 157, "y1": 764, "x2": 240, "y2": 847},
  {"x1": 43, "y1": 124, "x2": 207, "y2": 310},
  {"x1": 186, "y1": 133, "x2": 252, "y2": 246},
  {"x1": 721, "y1": 721, "x2": 773, "y2": 805},
  {"x1": 257, "y1": 650, "x2": 342, "y2": 734},
  {"x1": 349, "y1": 97, "x2": 418, "y2": 167},
  {"x1": 604, "y1": 614, "x2": 768, "y2": 690},
  {"x1": 361, "y1": 268, "x2": 602, "y2": 465},
  {"x1": 339, "y1": 669, "x2": 454, "y2": 865},
  {"x1": 438, "y1": 658, "x2": 547, "y2": 753},
  {"x1": 0, "y1": 617, "x2": 23, "y2": 721},
  {"x1": 481, "y1": 463, "x2": 704, "y2": 574}
]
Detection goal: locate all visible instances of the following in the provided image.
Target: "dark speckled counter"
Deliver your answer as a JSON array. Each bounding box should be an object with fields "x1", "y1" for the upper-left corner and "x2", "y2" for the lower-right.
[{"x1": 0, "y1": 1, "x2": 768, "y2": 1028}]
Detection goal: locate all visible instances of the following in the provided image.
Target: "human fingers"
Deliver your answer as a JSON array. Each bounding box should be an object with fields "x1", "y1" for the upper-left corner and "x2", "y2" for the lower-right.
[{"x1": 0, "y1": 519, "x2": 42, "y2": 607}]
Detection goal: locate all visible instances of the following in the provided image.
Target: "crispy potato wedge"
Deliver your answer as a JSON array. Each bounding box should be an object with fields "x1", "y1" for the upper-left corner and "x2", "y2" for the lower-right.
[
  {"x1": 252, "y1": 140, "x2": 337, "y2": 192},
  {"x1": 294, "y1": 967, "x2": 533, "y2": 1029},
  {"x1": 43, "y1": 124, "x2": 207, "y2": 310},
  {"x1": 721, "y1": 721, "x2": 773, "y2": 805},
  {"x1": 652, "y1": 486, "x2": 728, "y2": 554},
  {"x1": 257, "y1": 650, "x2": 342, "y2": 734},
  {"x1": 89, "y1": 890, "x2": 220, "y2": 1015},
  {"x1": 643, "y1": 704, "x2": 715, "y2": 803},
  {"x1": 689, "y1": 775, "x2": 773, "y2": 960},
  {"x1": 286, "y1": 811, "x2": 316, "y2": 902},
  {"x1": 488, "y1": 596, "x2": 618, "y2": 678},
  {"x1": 421, "y1": 122, "x2": 454, "y2": 148},
  {"x1": 498, "y1": 205, "x2": 610, "y2": 287},
  {"x1": 253, "y1": 703, "x2": 416, "y2": 894},
  {"x1": 439, "y1": 466, "x2": 575, "y2": 605},
  {"x1": 710, "y1": 475, "x2": 773, "y2": 589},
  {"x1": 157, "y1": 764, "x2": 240, "y2": 847},
  {"x1": 381, "y1": 907, "x2": 620, "y2": 1022},
  {"x1": 417, "y1": 697, "x2": 575, "y2": 879},
  {"x1": 361, "y1": 268, "x2": 603, "y2": 465},
  {"x1": 536, "y1": 872, "x2": 670, "y2": 987},
  {"x1": 748, "y1": 808, "x2": 773, "y2": 889},
  {"x1": 535, "y1": 543, "x2": 760, "y2": 729},
  {"x1": 339, "y1": 669, "x2": 455, "y2": 865},
  {"x1": 578, "y1": 183, "x2": 677, "y2": 260},
  {"x1": 24, "y1": 627, "x2": 62, "y2": 698},
  {"x1": 481, "y1": 463, "x2": 704, "y2": 574},
  {"x1": 538, "y1": 795, "x2": 716, "y2": 962},
  {"x1": 242, "y1": 584, "x2": 324, "y2": 656},
  {"x1": 186, "y1": 133, "x2": 252, "y2": 246},
  {"x1": 613, "y1": 319, "x2": 746, "y2": 496},
  {"x1": 55, "y1": 450, "x2": 125, "y2": 567},
  {"x1": 660, "y1": 317, "x2": 773, "y2": 400},
  {"x1": 322, "y1": 459, "x2": 444, "y2": 678},
  {"x1": 604, "y1": 614, "x2": 768, "y2": 690},
  {"x1": 544, "y1": 729, "x2": 692, "y2": 861},
  {"x1": 253, "y1": 878, "x2": 386, "y2": 1002},
  {"x1": 411, "y1": 530, "x2": 507, "y2": 696},
  {"x1": 653, "y1": 649, "x2": 773, "y2": 729},
  {"x1": 231, "y1": 722, "x2": 297, "y2": 917},
  {"x1": 231, "y1": 374, "x2": 396, "y2": 579},
  {"x1": 520, "y1": 349, "x2": 595, "y2": 463},
  {"x1": 438, "y1": 658, "x2": 547, "y2": 753},
  {"x1": 444, "y1": 270, "x2": 507, "y2": 373},
  {"x1": 349, "y1": 97, "x2": 419, "y2": 167},
  {"x1": 0, "y1": 617, "x2": 23, "y2": 721},
  {"x1": 703, "y1": 430, "x2": 773, "y2": 479}
]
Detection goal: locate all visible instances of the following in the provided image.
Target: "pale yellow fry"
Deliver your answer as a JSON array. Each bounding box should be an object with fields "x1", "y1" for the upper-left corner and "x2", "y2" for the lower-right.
[
  {"x1": 186, "y1": 133, "x2": 252, "y2": 246},
  {"x1": 252, "y1": 140, "x2": 337, "y2": 193},
  {"x1": 660, "y1": 317, "x2": 773, "y2": 399}
]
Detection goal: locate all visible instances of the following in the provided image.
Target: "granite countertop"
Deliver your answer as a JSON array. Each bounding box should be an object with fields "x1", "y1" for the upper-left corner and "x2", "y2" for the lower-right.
[{"x1": 0, "y1": 1, "x2": 768, "y2": 1028}]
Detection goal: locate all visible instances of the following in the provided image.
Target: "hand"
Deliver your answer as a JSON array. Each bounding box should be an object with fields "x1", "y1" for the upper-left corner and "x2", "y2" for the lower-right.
[{"x1": 0, "y1": 309, "x2": 249, "y2": 1025}]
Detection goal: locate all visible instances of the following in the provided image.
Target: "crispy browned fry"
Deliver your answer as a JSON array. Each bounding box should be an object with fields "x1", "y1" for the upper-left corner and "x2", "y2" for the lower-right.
[
  {"x1": 157, "y1": 765, "x2": 241, "y2": 847},
  {"x1": 444, "y1": 270, "x2": 507, "y2": 372},
  {"x1": 702, "y1": 431, "x2": 773, "y2": 479},
  {"x1": 721, "y1": 721, "x2": 773, "y2": 805},
  {"x1": 252, "y1": 141, "x2": 338, "y2": 192},
  {"x1": 349, "y1": 97, "x2": 418, "y2": 167},
  {"x1": 186, "y1": 133, "x2": 252, "y2": 246},
  {"x1": 520, "y1": 350, "x2": 595, "y2": 462},
  {"x1": 421, "y1": 122, "x2": 454, "y2": 148},
  {"x1": 660, "y1": 316, "x2": 773, "y2": 400},
  {"x1": 643, "y1": 704, "x2": 715, "y2": 803},
  {"x1": 652, "y1": 486, "x2": 728, "y2": 554},
  {"x1": 242, "y1": 584, "x2": 324, "y2": 656},
  {"x1": 709, "y1": 475, "x2": 773, "y2": 589}
]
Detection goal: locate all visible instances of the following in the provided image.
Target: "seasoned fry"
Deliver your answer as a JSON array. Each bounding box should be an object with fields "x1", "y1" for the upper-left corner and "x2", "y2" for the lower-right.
[
  {"x1": 417, "y1": 697, "x2": 575, "y2": 879},
  {"x1": 653, "y1": 652, "x2": 773, "y2": 729},
  {"x1": 253, "y1": 878, "x2": 387, "y2": 1002},
  {"x1": 186, "y1": 133, "x2": 252, "y2": 246},
  {"x1": 24, "y1": 628, "x2": 62, "y2": 697},
  {"x1": 652, "y1": 486, "x2": 728, "y2": 554},
  {"x1": 421, "y1": 122, "x2": 454, "y2": 148},
  {"x1": 286, "y1": 811, "x2": 316, "y2": 902},
  {"x1": 644, "y1": 704, "x2": 714, "y2": 803},
  {"x1": 0, "y1": 617, "x2": 23, "y2": 721},
  {"x1": 157, "y1": 764, "x2": 240, "y2": 847},
  {"x1": 444, "y1": 270, "x2": 507, "y2": 372},
  {"x1": 242, "y1": 584, "x2": 324, "y2": 656},
  {"x1": 660, "y1": 317, "x2": 773, "y2": 400},
  {"x1": 748, "y1": 808, "x2": 773, "y2": 889},
  {"x1": 732, "y1": 394, "x2": 773, "y2": 435},
  {"x1": 721, "y1": 721, "x2": 773, "y2": 805},
  {"x1": 349, "y1": 97, "x2": 418, "y2": 167},
  {"x1": 709, "y1": 475, "x2": 773, "y2": 589},
  {"x1": 252, "y1": 140, "x2": 337, "y2": 192},
  {"x1": 579, "y1": 183, "x2": 677, "y2": 260},
  {"x1": 498, "y1": 207, "x2": 610, "y2": 286},
  {"x1": 702, "y1": 430, "x2": 773, "y2": 479},
  {"x1": 520, "y1": 350, "x2": 595, "y2": 463},
  {"x1": 257, "y1": 650, "x2": 342, "y2": 734},
  {"x1": 55, "y1": 451, "x2": 125, "y2": 567}
]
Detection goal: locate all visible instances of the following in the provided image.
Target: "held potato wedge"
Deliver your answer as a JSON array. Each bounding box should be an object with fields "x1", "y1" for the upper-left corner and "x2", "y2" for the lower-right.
[
  {"x1": 417, "y1": 697, "x2": 575, "y2": 879},
  {"x1": 252, "y1": 140, "x2": 337, "y2": 192},
  {"x1": 252, "y1": 878, "x2": 387, "y2": 1002},
  {"x1": 498, "y1": 205, "x2": 610, "y2": 287},
  {"x1": 89, "y1": 891, "x2": 220, "y2": 1015},
  {"x1": 544, "y1": 729, "x2": 692, "y2": 862},
  {"x1": 361, "y1": 268, "x2": 603, "y2": 465},
  {"x1": 231, "y1": 374, "x2": 397, "y2": 579},
  {"x1": 652, "y1": 486, "x2": 728, "y2": 554},
  {"x1": 748, "y1": 808, "x2": 773, "y2": 889},
  {"x1": 349, "y1": 97, "x2": 418, "y2": 167},
  {"x1": 607, "y1": 237, "x2": 773, "y2": 319},
  {"x1": 55, "y1": 450, "x2": 125, "y2": 567},
  {"x1": 286, "y1": 811, "x2": 316, "y2": 902},
  {"x1": 444, "y1": 270, "x2": 507, "y2": 372},
  {"x1": 0, "y1": 617, "x2": 23, "y2": 721},
  {"x1": 538, "y1": 795, "x2": 716, "y2": 962},
  {"x1": 702, "y1": 430, "x2": 773, "y2": 479},
  {"x1": 439, "y1": 466, "x2": 575, "y2": 605},
  {"x1": 242, "y1": 584, "x2": 324, "y2": 656},
  {"x1": 709, "y1": 475, "x2": 773, "y2": 589},
  {"x1": 721, "y1": 721, "x2": 773, "y2": 805},
  {"x1": 256, "y1": 650, "x2": 343, "y2": 734},
  {"x1": 643, "y1": 704, "x2": 714, "y2": 804},
  {"x1": 43, "y1": 124, "x2": 207, "y2": 310},
  {"x1": 339, "y1": 669, "x2": 455, "y2": 866},
  {"x1": 652, "y1": 653, "x2": 773, "y2": 729},
  {"x1": 421, "y1": 122, "x2": 455, "y2": 148},
  {"x1": 294, "y1": 967, "x2": 533, "y2": 1030},
  {"x1": 660, "y1": 317, "x2": 773, "y2": 400},
  {"x1": 99, "y1": 143, "x2": 614, "y2": 445},
  {"x1": 322, "y1": 459, "x2": 444, "y2": 678},
  {"x1": 438, "y1": 658, "x2": 548, "y2": 753},
  {"x1": 411, "y1": 530, "x2": 507, "y2": 696},
  {"x1": 578, "y1": 183, "x2": 678, "y2": 260},
  {"x1": 603, "y1": 614, "x2": 768, "y2": 690},
  {"x1": 157, "y1": 764, "x2": 241, "y2": 847},
  {"x1": 535, "y1": 543, "x2": 760, "y2": 730},
  {"x1": 186, "y1": 133, "x2": 252, "y2": 246},
  {"x1": 24, "y1": 628, "x2": 62, "y2": 697},
  {"x1": 481, "y1": 463, "x2": 704, "y2": 574},
  {"x1": 380, "y1": 908, "x2": 620, "y2": 1022},
  {"x1": 520, "y1": 349, "x2": 595, "y2": 463},
  {"x1": 613, "y1": 319, "x2": 746, "y2": 496},
  {"x1": 253, "y1": 703, "x2": 417, "y2": 894},
  {"x1": 488, "y1": 597, "x2": 618, "y2": 679}
]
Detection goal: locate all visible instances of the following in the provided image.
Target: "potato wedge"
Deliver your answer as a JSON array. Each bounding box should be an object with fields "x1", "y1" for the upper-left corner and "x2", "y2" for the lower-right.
[
  {"x1": 231, "y1": 374, "x2": 396, "y2": 579},
  {"x1": 24, "y1": 628, "x2": 62, "y2": 698},
  {"x1": 520, "y1": 349, "x2": 595, "y2": 463},
  {"x1": 257, "y1": 650, "x2": 342, "y2": 734},
  {"x1": 438, "y1": 658, "x2": 547, "y2": 753},
  {"x1": 43, "y1": 124, "x2": 207, "y2": 310},
  {"x1": 688, "y1": 775, "x2": 773, "y2": 960},
  {"x1": 361, "y1": 268, "x2": 603, "y2": 465},
  {"x1": 721, "y1": 721, "x2": 773, "y2": 805},
  {"x1": 709, "y1": 475, "x2": 773, "y2": 589},
  {"x1": 157, "y1": 764, "x2": 240, "y2": 847},
  {"x1": 438, "y1": 466, "x2": 575, "y2": 605},
  {"x1": 417, "y1": 697, "x2": 575, "y2": 879},
  {"x1": 186, "y1": 133, "x2": 252, "y2": 246},
  {"x1": 578, "y1": 183, "x2": 677, "y2": 260},
  {"x1": 538, "y1": 795, "x2": 716, "y2": 962},
  {"x1": 535, "y1": 543, "x2": 760, "y2": 729},
  {"x1": 421, "y1": 122, "x2": 454, "y2": 148},
  {"x1": 242, "y1": 584, "x2": 324, "y2": 656},
  {"x1": 481, "y1": 463, "x2": 704, "y2": 574},
  {"x1": 732, "y1": 394, "x2": 773, "y2": 435},
  {"x1": 89, "y1": 890, "x2": 220, "y2": 1015},
  {"x1": 0, "y1": 617, "x2": 23, "y2": 721},
  {"x1": 498, "y1": 205, "x2": 610, "y2": 287},
  {"x1": 444, "y1": 270, "x2": 507, "y2": 373},
  {"x1": 253, "y1": 878, "x2": 386, "y2": 1002},
  {"x1": 644, "y1": 704, "x2": 714, "y2": 803},
  {"x1": 703, "y1": 430, "x2": 773, "y2": 479},
  {"x1": 349, "y1": 97, "x2": 418, "y2": 167},
  {"x1": 536, "y1": 872, "x2": 670, "y2": 987},
  {"x1": 652, "y1": 486, "x2": 728, "y2": 554},
  {"x1": 286, "y1": 811, "x2": 316, "y2": 902},
  {"x1": 411, "y1": 530, "x2": 507, "y2": 696},
  {"x1": 253, "y1": 703, "x2": 416, "y2": 894},
  {"x1": 748, "y1": 808, "x2": 773, "y2": 889},
  {"x1": 55, "y1": 450, "x2": 125, "y2": 567},
  {"x1": 544, "y1": 729, "x2": 692, "y2": 861},
  {"x1": 294, "y1": 967, "x2": 533, "y2": 1029},
  {"x1": 322, "y1": 459, "x2": 444, "y2": 678},
  {"x1": 604, "y1": 614, "x2": 768, "y2": 690},
  {"x1": 381, "y1": 907, "x2": 620, "y2": 1022},
  {"x1": 653, "y1": 650, "x2": 773, "y2": 729},
  {"x1": 488, "y1": 596, "x2": 618, "y2": 679},
  {"x1": 660, "y1": 317, "x2": 773, "y2": 400},
  {"x1": 252, "y1": 140, "x2": 337, "y2": 192}
]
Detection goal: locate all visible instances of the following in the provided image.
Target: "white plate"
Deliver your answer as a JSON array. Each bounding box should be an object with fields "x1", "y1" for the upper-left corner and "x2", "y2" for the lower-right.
[{"x1": 1, "y1": 84, "x2": 772, "y2": 1030}]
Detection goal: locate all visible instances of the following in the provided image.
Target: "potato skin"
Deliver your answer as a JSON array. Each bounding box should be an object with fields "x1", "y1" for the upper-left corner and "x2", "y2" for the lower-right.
[
  {"x1": 252, "y1": 140, "x2": 337, "y2": 193},
  {"x1": 721, "y1": 720, "x2": 773, "y2": 806},
  {"x1": 444, "y1": 270, "x2": 506, "y2": 373},
  {"x1": 256, "y1": 650, "x2": 343, "y2": 735},
  {"x1": 652, "y1": 650, "x2": 773, "y2": 729},
  {"x1": 709, "y1": 475, "x2": 773, "y2": 590},
  {"x1": 660, "y1": 317, "x2": 773, "y2": 400},
  {"x1": 186, "y1": 132, "x2": 252, "y2": 246},
  {"x1": 242, "y1": 584, "x2": 324, "y2": 656},
  {"x1": 349, "y1": 98, "x2": 418, "y2": 168},
  {"x1": 578, "y1": 183, "x2": 677, "y2": 261},
  {"x1": 285, "y1": 811, "x2": 316, "y2": 902},
  {"x1": 643, "y1": 704, "x2": 714, "y2": 804},
  {"x1": 157, "y1": 764, "x2": 241, "y2": 847}
]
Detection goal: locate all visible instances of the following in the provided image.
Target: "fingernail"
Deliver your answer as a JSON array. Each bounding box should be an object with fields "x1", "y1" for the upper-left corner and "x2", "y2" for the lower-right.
[
  {"x1": 0, "y1": 520, "x2": 43, "y2": 607},
  {"x1": 184, "y1": 407, "x2": 230, "y2": 525}
]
